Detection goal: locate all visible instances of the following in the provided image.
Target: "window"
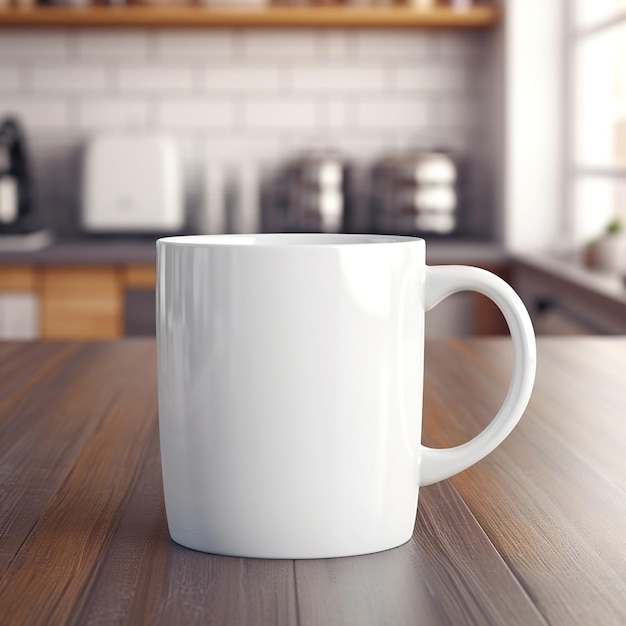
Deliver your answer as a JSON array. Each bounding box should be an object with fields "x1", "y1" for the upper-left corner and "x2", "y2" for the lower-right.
[{"x1": 569, "y1": 0, "x2": 626, "y2": 244}]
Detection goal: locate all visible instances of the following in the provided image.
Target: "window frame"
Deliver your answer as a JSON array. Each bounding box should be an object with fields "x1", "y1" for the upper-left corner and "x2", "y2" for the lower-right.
[{"x1": 565, "y1": 1, "x2": 626, "y2": 245}]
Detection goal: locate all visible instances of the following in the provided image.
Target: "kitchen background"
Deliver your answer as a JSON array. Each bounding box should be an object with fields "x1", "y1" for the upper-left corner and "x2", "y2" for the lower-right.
[
  {"x1": 1, "y1": 0, "x2": 625, "y2": 340},
  {"x1": 0, "y1": 26, "x2": 494, "y2": 238}
]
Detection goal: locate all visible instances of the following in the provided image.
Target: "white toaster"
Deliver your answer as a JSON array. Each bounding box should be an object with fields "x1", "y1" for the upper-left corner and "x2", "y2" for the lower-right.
[{"x1": 82, "y1": 133, "x2": 184, "y2": 233}]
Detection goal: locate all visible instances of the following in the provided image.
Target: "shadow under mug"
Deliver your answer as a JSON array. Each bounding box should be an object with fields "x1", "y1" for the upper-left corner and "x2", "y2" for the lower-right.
[{"x1": 156, "y1": 234, "x2": 536, "y2": 559}]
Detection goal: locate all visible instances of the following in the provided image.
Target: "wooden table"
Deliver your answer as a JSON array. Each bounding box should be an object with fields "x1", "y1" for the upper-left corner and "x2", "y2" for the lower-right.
[{"x1": 0, "y1": 338, "x2": 625, "y2": 625}]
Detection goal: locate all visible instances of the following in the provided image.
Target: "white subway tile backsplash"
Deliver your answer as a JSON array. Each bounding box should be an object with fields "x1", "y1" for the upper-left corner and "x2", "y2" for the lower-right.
[
  {"x1": 435, "y1": 32, "x2": 479, "y2": 61},
  {"x1": 78, "y1": 99, "x2": 149, "y2": 130},
  {"x1": 319, "y1": 99, "x2": 350, "y2": 129},
  {"x1": 0, "y1": 67, "x2": 20, "y2": 91},
  {"x1": 355, "y1": 99, "x2": 429, "y2": 130},
  {"x1": 0, "y1": 98, "x2": 68, "y2": 129},
  {"x1": 242, "y1": 31, "x2": 319, "y2": 59},
  {"x1": 204, "y1": 135, "x2": 282, "y2": 164},
  {"x1": 0, "y1": 26, "x2": 486, "y2": 236},
  {"x1": 436, "y1": 97, "x2": 473, "y2": 128},
  {"x1": 285, "y1": 132, "x2": 391, "y2": 163},
  {"x1": 395, "y1": 131, "x2": 456, "y2": 151},
  {"x1": 0, "y1": 31, "x2": 68, "y2": 58},
  {"x1": 31, "y1": 66, "x2": 108, "y2": 93},
  {"x1": 204, "y1": 65, "x2": 282, "y2": 92},
  {"x1": 243, "y1": 98, "x2": 317, "y2": 129},
  {"x1": 117, "y1": 66, "x2": 194, "y2": 92},
  {"x1": 76, "y1": 31, "x2": 149, "y2": 59},
  {"x1": 354, "y1": 30, "x2": 431, "y2": 60},
  {"x1": 393, "y1": 64, "x2": 467, "y2": 92},
  {"x1": 156, "y1": 31, "x2": 235, "y2": 59},
  {"x1": 321, "y1": 31, "x2": 354, "y2": 59},
  {"x1": 157, "y1": 99, "x2": 234, "y2": 129},
  {"x1": 291, "y1": 65, "x2": 385, "y2": 93}
]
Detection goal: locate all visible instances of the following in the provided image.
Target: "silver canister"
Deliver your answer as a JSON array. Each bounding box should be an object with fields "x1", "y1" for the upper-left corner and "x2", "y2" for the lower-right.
[
  {"x1": 264, "y1": 151, "x2": 352, "y2": 234},
  {"x1": 371, "y1": 150, "x2": 459, "y2": 236}
]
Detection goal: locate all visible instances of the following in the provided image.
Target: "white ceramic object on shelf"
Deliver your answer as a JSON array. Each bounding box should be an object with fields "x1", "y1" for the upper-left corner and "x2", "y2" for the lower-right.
[
  {"x1": 156, "y1": 234, "x2": 536, "y2": 559},
  {"x1": 590, "y1": 233, "x2": 626, "y2": 275}
]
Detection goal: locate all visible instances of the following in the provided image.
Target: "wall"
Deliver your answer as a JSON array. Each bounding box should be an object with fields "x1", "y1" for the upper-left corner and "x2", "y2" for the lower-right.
[
  {"x1": 0, "y1": 27, "x2": 493, "y2": 238},
  {"x1": 501, "y1": 0, "x2": 565, "y2": 252}
]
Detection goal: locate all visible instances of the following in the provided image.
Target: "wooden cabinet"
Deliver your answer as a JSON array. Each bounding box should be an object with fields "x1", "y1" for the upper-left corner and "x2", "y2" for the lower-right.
[
  {"x1": 0, "y1": 267, "x2": 38, "y2": 292},
  {"x1": 123, "y1": 265, "x2": 156, "y2": 289},
  {"x1": 474, "y1": 264, "x2": 511, "y2": 336},
  {"x1": 0, "y1": 264, "x2": 156, "y2": 340},
  {"x1": 41, "y1": 268, "x2": 123, "y2": 339},
  {"x1": 0, "y1": 261, "x2": 508, "y2": 339}
]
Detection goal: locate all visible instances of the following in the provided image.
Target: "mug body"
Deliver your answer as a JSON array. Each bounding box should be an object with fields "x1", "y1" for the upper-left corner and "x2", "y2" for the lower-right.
[{"x1": 157, "y1": 234, "x2": 426, "y2": 558}]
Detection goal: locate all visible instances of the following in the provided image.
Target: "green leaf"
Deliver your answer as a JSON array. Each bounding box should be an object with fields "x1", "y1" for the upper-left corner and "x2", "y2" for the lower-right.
[{"x1": 606, "y1": 218, "x2": 623, "y2": 235}]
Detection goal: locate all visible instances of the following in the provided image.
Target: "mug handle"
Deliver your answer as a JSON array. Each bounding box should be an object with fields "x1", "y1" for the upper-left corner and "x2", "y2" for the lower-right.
[{"x1": 419, "y1": 265, "x2": 537, "y2": 486}]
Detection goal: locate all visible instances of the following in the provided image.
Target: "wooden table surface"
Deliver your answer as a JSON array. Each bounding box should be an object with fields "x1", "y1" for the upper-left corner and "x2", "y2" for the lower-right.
[{"x1": 0, "y1": 338, "x2": 625, "y2": 625}]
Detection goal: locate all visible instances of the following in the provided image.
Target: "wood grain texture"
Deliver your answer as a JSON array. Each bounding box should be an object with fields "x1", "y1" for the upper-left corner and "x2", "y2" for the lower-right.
[
  {"x1": 0, "y1": 266, "x2": 37, "y2": 291},
  {"x1": 123, "y1": 265, "x2": 156, "y2": 289},
  {"x1": 0, "y1": 342, "x2": 156, "y2": 621},
  {"x1": 0, "y1": 5, "x2": 498, "y2": 29},
  {"x1": 0, "y1": 339, "x2": 624, "y2": 625},
  {"x1": 41, "y1": 267, "x2": 123, "y2": 339},
  {"x1": 295, "y1": 479, "x2": 544, "y2": 626},
  {"x1": 423, "y1": 338, "x2": 626, "y2": 626},
  {"x1": 72, "y1": 427, "x2": 298, "y2": 626},
  {"x1": 0, "y1": 342, "x2": 135, "y2": 576}
]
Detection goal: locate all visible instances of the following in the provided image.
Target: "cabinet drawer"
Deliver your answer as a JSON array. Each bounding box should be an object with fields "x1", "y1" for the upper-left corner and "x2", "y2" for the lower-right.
[
  {"x1": 0, "y1": 267, "x2": 37, "y2": 291},
  {"x1": 41, "y1": 267, "x2": 123, "y2": 339}
]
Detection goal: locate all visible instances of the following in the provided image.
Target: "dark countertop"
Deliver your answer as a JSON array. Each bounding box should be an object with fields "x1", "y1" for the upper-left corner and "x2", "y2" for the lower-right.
[
  {"x1": 513, "y1": 252, "x2": 626, "y2": 305},
  {"x1": 512, "y1": 252, "x2": 626, "y2": 334},
  {"x1": 1, "y1": 338, "x2": 625, "y2": 624},
  {"x1": 0, "y1": 237, "x2": 507, "y2": 267},
  {"x1": 0, "y1": 238, "x2": 158, "y2": 265}
]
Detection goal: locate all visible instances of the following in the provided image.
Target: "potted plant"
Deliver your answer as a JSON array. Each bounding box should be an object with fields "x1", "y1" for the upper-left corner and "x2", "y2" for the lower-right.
[{"x1": 588, "y1": 217, "x2": 626, "y2": 274}]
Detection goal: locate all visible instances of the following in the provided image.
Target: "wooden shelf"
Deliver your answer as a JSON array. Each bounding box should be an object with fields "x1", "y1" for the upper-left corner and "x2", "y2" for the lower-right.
[{"x1": 0, "y1": 5, "x2": 498, "y2": 29}]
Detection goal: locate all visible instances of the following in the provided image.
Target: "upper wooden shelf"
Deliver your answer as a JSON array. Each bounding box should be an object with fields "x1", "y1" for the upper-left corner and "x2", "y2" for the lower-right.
[{"x1": 0, "y1": 5, "x2": 498, "y2": 29}]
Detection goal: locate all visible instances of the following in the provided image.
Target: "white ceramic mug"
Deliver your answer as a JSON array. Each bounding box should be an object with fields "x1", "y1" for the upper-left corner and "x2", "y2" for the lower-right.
[{"x1": 156, "y1": 234, "x2": 536, "y2": 559}]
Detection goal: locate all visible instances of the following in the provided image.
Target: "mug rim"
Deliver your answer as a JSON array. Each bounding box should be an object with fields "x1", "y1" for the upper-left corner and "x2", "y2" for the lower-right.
[{"x1": 157, "y1": 234, "x2": 425, "y2": 248}]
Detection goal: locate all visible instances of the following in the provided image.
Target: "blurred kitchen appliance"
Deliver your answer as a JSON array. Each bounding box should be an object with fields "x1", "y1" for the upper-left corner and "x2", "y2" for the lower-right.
[
  {"x1": 0, "y1": 117, "x2": 38, "y2": 235},
  {"x1": 371, "y1": 150, "x2": 460, "y2": 236},
  {"x1": 263, "y1": 151, "x2": 352, "y2": 234},
  {"x1": 82, "y1": 133, "x2": 184, "y2": 234}
]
